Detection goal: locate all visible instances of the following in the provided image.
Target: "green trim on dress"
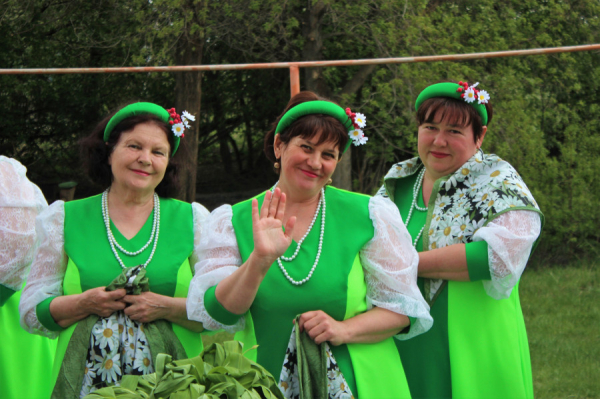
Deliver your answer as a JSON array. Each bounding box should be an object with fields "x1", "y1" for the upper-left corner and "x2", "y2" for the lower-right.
[
  {"x1": 466, "y1": 240, "x2": 491, "y2": 280},
  {"x1": 0, "y1": 284, "x2": 16, "y2": 306}
]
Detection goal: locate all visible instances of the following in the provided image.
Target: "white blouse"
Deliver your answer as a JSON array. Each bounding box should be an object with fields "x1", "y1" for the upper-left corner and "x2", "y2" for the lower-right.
[
  {"x1": 19, "y1": 200, "x2": 209, "y2": 338},
  {"x1": 0, "y1": 156, "x2": 48, "y2": 291},
  {"x1": 187, "y1": 195, "x2": 433, "y2": 340}
]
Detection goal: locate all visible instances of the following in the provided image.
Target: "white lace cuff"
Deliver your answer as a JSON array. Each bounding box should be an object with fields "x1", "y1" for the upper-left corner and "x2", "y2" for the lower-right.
[
  {"x1": 474, "y1": 210, "x2": 541, "y2": 299},
  {"x1": 187, "y1": 204, "x2": 245, "y2": 333},
  {"x1": 362, "y1": 196, "x2": 433, "y2": 339},
  {"x1": 19, "y1": 200, "x2": 67, "y2": 337}
]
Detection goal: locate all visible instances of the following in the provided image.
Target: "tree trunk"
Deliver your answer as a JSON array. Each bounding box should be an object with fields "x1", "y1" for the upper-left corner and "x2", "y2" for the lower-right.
[
  {"x1": 174, "y1": 0, "x2": 207, "y2": 202},
  {"x1": 302, "y1": 0, "x2": 331, "y2": 98},
  {"x1": 301, "y1": 1, "x2": 377, "y2": 191}
]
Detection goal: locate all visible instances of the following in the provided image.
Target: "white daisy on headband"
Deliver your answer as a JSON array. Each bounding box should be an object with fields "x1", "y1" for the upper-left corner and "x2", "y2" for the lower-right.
[
  {"x1": 181, "y1": 110, "x2": 195, "y2": 122},
  {"x1": 349, "y1": 129, "x2": 363, "y2": 140},
  {"x1": 354, "y1": 113, "x2": 367, "y2": 128},
  {"x1": 464, "y1": 87, "x2": 476, "y2": 103},
  {"x1": 477, "y1": 90, "x2": 490, "y2": 104},
  {"x1": 172, "y1": 123, "x2": 185, "y2": 137},
  {"x1": 356, "y1": 135, "x2": 368, "y2": 145}
]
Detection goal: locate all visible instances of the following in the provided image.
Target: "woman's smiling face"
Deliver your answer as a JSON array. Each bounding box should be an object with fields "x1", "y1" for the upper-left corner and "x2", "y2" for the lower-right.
[
  {"x1": 274, "y1": 131, "x2": 340, "y2": 197},
  {"x1": 418, "y1": 110, "x2": 486, "y2": 181},
  {"x1": 108, "y1": 122, "x2": 170, "y2": 195}
]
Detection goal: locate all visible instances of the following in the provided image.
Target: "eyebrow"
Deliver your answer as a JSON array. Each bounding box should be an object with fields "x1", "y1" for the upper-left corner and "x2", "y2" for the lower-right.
[
  {"x1": 304, "y1": 139, "x2": 338, "y2": 153},
  {"x1": 125, "y1": 138, "x2": 169, "y2": 151},
  {"x1": 427, "y1": 121, "x2": 465, "y2": 129}
]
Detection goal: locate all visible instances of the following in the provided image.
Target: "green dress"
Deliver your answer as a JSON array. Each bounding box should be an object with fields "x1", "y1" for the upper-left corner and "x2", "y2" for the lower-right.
[
  {"x1": 21, "y1": 195, "x2": 205, "y2": 397},
  {"x1": 192, "y1": 187, "x2": 433, "y2": 399},
  {"x1": 380, "y1": 151, "x2": 543, "y2": 399}
]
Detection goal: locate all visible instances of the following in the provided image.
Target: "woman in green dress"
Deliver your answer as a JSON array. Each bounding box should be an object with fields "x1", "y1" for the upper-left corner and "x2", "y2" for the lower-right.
[
  {"x1": 378, "y1": 81, "x2": 543, "y2": 399},
  {"x1": 1, "y1": 156, "x2": 57, "y2": 399},
  {"x1": 20, "y1": 103, "x2": 207, "y2": 398},
  {"x1": 187, "y1": 91, "x2": 432, "y2": 398}
]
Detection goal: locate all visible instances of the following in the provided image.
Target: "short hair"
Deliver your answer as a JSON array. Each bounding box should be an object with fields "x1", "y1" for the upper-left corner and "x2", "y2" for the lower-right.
[
  {"x1": 416, "y1": 96, "x2": 493, "y2": 143},
  {"x1": 263, "y1": 91, "x2": 350, "y2": 164},
  {"x1": 80, "y1": 104, "x2": 189, "y2": 197}
]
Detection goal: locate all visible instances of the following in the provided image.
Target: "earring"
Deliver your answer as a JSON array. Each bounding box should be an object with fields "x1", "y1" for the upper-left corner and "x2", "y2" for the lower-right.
[
  {"x1": 274, "y1": 162, "x2": 280, "y2": 169},
  {"x1": 327, "y1": 178, "x2": 333, "y2": 185}
]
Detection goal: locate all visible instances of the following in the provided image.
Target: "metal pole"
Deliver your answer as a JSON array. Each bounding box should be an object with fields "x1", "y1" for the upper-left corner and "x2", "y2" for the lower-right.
[
  {"x1": 289, "y1": 65, "x2": 300, "y2": 97},
  {"x1": 1, "y1": 44, "x2": 599, "y2": 75}
]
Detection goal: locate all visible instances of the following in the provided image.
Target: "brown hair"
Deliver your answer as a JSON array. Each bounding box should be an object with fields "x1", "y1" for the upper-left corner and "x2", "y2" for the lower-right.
[
  {"x1": 80, "y1": 104, "x2": 189, "y2": 197},
  {"x1": 416, "y1": 96, "x2": 493, "y2": 143},
  {"x1": 263, "y1": 91, "x2": 350, "y2": 164}
]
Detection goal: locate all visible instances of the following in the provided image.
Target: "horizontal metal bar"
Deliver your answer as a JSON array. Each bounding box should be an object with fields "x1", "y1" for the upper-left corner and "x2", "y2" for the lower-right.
[{"x1": 1, "y1": 44, "x2": 599, "y2": 75}]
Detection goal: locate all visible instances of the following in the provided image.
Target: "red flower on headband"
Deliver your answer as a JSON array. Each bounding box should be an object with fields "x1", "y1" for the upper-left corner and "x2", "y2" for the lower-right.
[{"x1": 456, "y1": 81, "x2": 488, "y2": 104}]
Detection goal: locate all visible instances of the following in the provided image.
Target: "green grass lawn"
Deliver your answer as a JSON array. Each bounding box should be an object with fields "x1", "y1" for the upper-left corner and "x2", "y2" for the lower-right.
[
  {"x1": 520, "y1": 264, "x2": 600, "y2": 398},
  {"x1": 201, "y1": 264, "x2": 600, "y2": 398}
]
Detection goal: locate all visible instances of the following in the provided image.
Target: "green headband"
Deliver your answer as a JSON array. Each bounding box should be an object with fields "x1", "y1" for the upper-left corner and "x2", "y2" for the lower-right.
[
  {"x1": 103, "y1": 102, "x2": 181, "y2": 156},
  {"x1": 415, "y1": 82, "x2": 489, "y2": 125},
  {"x1": 275, "y1": 100, "x2": 367, "y2": 153}
]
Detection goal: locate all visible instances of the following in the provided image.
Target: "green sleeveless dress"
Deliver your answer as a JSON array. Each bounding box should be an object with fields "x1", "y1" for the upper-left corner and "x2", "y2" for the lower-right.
[
  {"x1": 204, "y1": 187, "x2": 415, "y2": 399},
  {"x1": 382, "y1": 152, "x2": 542, "y2": 399},
  {"x1": 33, "y1": 194, "x2": 203, "y2": 395}
]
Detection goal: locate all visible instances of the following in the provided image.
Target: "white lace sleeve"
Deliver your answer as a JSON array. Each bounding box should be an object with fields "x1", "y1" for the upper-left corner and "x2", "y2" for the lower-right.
[
  {"x1": 362, "y1": 196, "x2": 433, "y2": 340},
  {"x1": 19, "y1": 200, "x2": 68, "y2": 337},
  {"x1": 189, "y1": 202, "x2": 210, "y2": 268},
  {"x1": 0, "y1": 156, "x2": 48, "y2": 290},
  {"x1": 473, "y1": 210, "x2": 542, "y2": 300},
  {"x1": 186, "y1": 204, "x2": 244, "y2": 333}
]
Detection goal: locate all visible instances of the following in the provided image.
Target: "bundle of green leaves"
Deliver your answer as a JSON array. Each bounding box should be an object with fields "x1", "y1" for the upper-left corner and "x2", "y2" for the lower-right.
[{"x1": 83, "y1": 341, "x2": 284, "y2": 399}]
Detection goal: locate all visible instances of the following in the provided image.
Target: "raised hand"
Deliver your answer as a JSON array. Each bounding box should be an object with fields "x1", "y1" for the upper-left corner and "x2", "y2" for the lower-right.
[{"x1": 251, "y1": 188, "x2": 296, "y2": 270}]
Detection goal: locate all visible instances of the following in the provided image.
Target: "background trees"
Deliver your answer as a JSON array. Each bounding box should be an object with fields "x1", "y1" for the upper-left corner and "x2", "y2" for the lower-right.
[{"x1": 1, "y1": 0, "x2": 599, "y2": 260}]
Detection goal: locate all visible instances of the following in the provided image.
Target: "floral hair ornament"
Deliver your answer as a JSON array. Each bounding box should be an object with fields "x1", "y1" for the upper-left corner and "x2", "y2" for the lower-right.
[
  {"x1": 415, "y1": 81, "x2": 490, "y2": 125},
  {"x1": 103, "y1": 102, "x2": 195, "y2": 156},
  {"x1": 275, "y1": 100, "x2": 368, "y2": 153},
  {"x1": 345, "y1": 108, "x2": 368, "y2": 146}
]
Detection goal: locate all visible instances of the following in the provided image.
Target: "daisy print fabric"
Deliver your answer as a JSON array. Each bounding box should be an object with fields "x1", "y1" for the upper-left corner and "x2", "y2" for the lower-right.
[
  {"x1": 279, "y1": 325, "x2": 354, "y2": 399},
  {"x1": 381, "y1": 150, "x2": 540, "y2": 302},
  {"x1": 79, "y1": 267, "x2": 153, "y2": 397}
]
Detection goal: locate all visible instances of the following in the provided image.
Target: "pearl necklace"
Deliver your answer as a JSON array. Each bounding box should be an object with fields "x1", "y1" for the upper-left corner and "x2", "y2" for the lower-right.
[
  {"x1": 272, "y1": 183, "x2": 325, "y2": 286},
  {"x1": 405, "y1": 167, "x2": 427, "y2": 247},
  {"x1": 102, "y1": 189, "x2": 160, "y2": 269}
]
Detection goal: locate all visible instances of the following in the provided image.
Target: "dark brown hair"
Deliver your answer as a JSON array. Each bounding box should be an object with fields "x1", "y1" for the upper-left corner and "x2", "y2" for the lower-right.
[
  {"x1": 80, "y1": 104, "x2": 189, "y2": 197},
  {"x1": 416, "y1": 96, "x2": 493, "y2": 143},
  {"x1": 263, "y1": 91, "x2": 350, "y2": 164}
]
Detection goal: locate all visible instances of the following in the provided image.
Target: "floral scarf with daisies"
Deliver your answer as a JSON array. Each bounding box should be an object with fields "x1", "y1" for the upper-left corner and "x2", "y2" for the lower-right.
[
  {"x1": 380, "y1": 150, "x2": 541, "y2": 304},
  {"x1": 79, "y1": 266, "x2": 153, "y2": 397}
]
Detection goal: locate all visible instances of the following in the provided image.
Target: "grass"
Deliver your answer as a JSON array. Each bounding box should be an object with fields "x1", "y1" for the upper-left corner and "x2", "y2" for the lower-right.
[
  {"x1": 199, "y1": 264, "x2": 600, "y2": 398},
  {"x1": 520, "y1": 263, "x2": 600, "y2": 398}
]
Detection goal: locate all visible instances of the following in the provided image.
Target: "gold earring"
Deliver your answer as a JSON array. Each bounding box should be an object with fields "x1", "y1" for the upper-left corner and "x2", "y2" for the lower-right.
[
  {"x1": 327, "y1": 178, "x2": 333, "y2": 185},
  {"x1": 274, "y1": 162, "x2": 280, "y2": 169}
]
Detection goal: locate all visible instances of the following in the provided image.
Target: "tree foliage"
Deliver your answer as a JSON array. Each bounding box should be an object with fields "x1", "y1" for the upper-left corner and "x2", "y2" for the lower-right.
[{"x1": 1, "y1": 0, "x2": 599, "y2": 259}]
